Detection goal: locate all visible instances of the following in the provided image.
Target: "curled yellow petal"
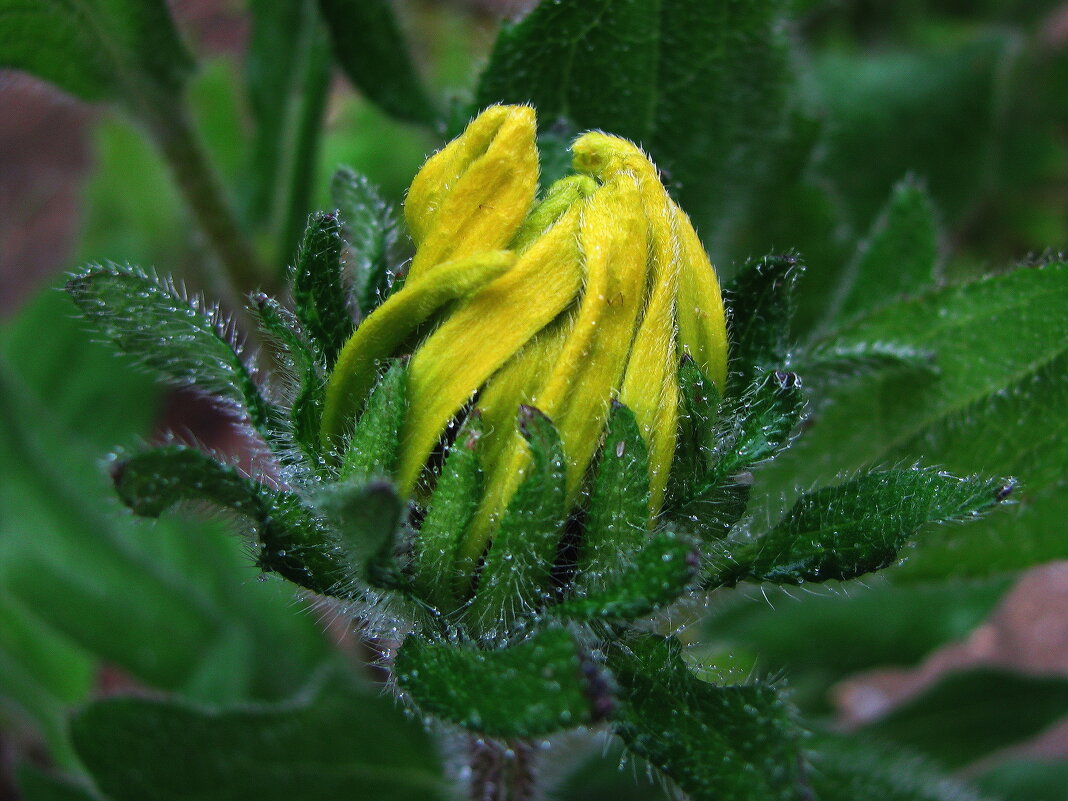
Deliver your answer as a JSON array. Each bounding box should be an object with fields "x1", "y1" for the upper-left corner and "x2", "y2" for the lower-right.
[
  {"x1": 320, "y1": 250, "x2": 516, "y2": 447},
  {"x1": 406, "y1": 105, "x2": 539, "y2": 281},
  {"x1": 396, "y1": 200, "x2": 587, "y2": 495},
  {"x1": 673, "y1": 201, "x2": 728, "y2": 391}
]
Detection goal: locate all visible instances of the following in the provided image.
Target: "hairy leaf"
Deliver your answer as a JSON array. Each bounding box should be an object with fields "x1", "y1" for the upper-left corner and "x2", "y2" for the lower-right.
[
  {"x1": 726, "y1": 254, "x2": 804, "y2": 384},
  {"x1": 575, "y1": 402, "x2": 650, "y2": 590},
  {"x1": 712, "y1": 469, "x2": 1012, "y2": 587},
  {"x1": 65, "y1": 264, "x2": 273, "y2": 433},
  {"x1": 395, "y1": 627, "x2": 611, "y2": 737},
  {"x1": 556, "y1": 531, "x2": 698, "y2": 622},
  {"x1": 337, "y1": 360, "x2": 407, "y2": 482},
  {"x1": 291, "y1": 212, "x2": 352, "y2": 367},
  {"x1": 113, "y1": 446, "x2": 346, "y2": 594},
  {"x1": 468, "y1": 407, "x2": 567, "y2": 633},
  {"x1": 72, "y1": 672, "x2": 445, "y2": 801},
  {"x1": 476, "y1": 0, "x2": 792, "y2": 228},
  {"x1": 317, "y1": 0, "x2": 437, "y2": 125},
  {"x1": 331, "y1": 167, "x2": 404, "y2": 317},
  {"x1": 610, "y1": 634, "x2": 807, "y2": 801},
  {"x1": 314, "y1": 479, "x2": 405, "y2": 591}
]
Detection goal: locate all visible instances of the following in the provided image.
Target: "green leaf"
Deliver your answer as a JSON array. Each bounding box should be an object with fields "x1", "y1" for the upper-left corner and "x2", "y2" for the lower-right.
[
  {"x1": 317, "y1": 0, "x2": 437, "y2": 125},
  {"x1": 815, "y1": 33, "x2": 1015, "y2": 227},
  {"x1": 412, "y1": 416, "x2": 484, "y2": 613},
  {"x1": 556, "y1": 531, "x2": 698, "y2": 622},
  {"x1": 726, "y1": 254, "x2": 804, "y2": 384},
  {"x1": 806, "y1": 734, "x2": 991, "y2": 801},
  {"x1": 475, "y1": 0, "x2": 792, "y2": 228},
  {"x1": 291, "y1": 212, "x2": 353, "y2": 367},
  {"x1": 575, "y1": 402, "x2": 650, "y2": 590},
  {"x1": 338, "y1": 360, "x2": 407, "y2": 482},
  {"x1": 0, "y1": 0, "x2": 193, "y2": 106},
  {"x1": 72, "y1": 672, "x2": 445, "y2": 801},
  {"x1": 610, "y1": 634, "x2": 807, "y2": 801},
  {"x1": 65, "y1": 264, "x2": 273, "y2": 434},
  {"x1": 760, "y1": 261, "x2": 1068, "y2": 577},
  {"x1": 860, "y1": 669, "x2": 1068, "y2": 769},
  {"x1": 331, "y1": 166, "x2": 403, "y2": 317},
  {"x1": 975, "y1": 759, "x2": 1068, "y2": 801},
  {"x1": 702, "y1": 577, "x2": 1010, "y2": 713},
  {"x1": 671, "y1": 357, "x2": 722, "y2": 505},
  {"x1": 314, "y1": 479, "x2": 405, "y2": 591},
  {"x1": 395, "y1": 627, "x2": 612, "y2": 737},
  {"x1": 829, "y1": 177, "x2": 939, "y2": 325},
  {"x1": 467, "y1": 407, "x2": 567, "y2": 634},
  {"x1": 713, "y1": 469, "x2": 1013, "y2": 587},
  {"x1": 16, "y1": 765, "x2": 102, "y2": 801},
  {"x1": 113, "y1": 446, "x2": 347, "y2": 595}
]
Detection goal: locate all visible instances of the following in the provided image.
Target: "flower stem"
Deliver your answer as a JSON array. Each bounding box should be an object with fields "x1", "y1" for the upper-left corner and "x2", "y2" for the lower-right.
[{"x1": 467, "y1": 737, "x2": 538, "y2": 801}]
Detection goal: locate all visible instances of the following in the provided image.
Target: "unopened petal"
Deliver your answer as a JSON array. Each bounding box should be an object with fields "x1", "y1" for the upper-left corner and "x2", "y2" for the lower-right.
[{"x1": 673, "y1": 201, "x2": 728, "y2": 391}]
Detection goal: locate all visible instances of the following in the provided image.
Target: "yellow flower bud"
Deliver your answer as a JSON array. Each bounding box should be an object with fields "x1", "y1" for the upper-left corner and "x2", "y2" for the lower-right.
[{"x1": 404, "y1": 104, "x2": 539, "y2": 281}]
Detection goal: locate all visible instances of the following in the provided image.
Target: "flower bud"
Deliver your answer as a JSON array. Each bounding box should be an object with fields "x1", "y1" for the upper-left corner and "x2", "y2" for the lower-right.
[{"x1": 404, "y1": 104, "x2": 539, "y2": 280}]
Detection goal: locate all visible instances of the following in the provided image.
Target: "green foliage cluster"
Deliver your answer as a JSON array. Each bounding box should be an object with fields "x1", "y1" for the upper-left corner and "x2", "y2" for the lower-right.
[{"x1": 2, "y1": 1, "x2": 1067, "y2": 800}]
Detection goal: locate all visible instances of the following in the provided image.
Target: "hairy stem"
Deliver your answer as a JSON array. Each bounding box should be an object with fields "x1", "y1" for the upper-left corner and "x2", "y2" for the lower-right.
[{"x1": 467, "y1": 737, "x2": 538, "y2": 801}]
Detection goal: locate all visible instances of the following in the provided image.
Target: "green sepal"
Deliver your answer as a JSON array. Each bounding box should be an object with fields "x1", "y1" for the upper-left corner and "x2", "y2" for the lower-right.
[
  {"x1": 555, "y1": 530, "x2": 698, "y2": 623},
  {"x1": 575, "y1": 402, "x2": 650, "y2": 592},
  {"x1": 609, "y1": 634, "x2": 808, "y2": 801},
  {"x1": 412, "y1": 415, "x2": 484, "y2": 614},
  {"x1": 313, "y1": 479, "x2": 406, "y2": 591},
  {"x1": 65, "y1": 264, "x2": 274, "y2": 435},
  {"x1": 394, "y1": 627, "x2": 613, "y2": 738},
  {"x1": 467, "y1": 407, "x2": 567, "y2": 634},
  {"x1": 670, "y1": 357, "x2": 722, "y2": 505},
  {"x1": 331, "y1": 167, "x2": 403, "y2": 317},
  {"x1": 250, "y1": 292, "x2": 325, "y2": 466},
  {"x1": 670, "y1": 370, "x2": 805, "y2": 540},
  {"x1": 338, "y1": 360, "x2": 407, "y2": 482},
  {"x1": 111, "y1": 446, "x2": 346, "y2": 595},
  {"x1": 709, "y1": 469, "x2": 1015, "y2": 587},
  {"x1": 725, "y1": 254, "x2": 803, "y2": 388},
  {"x1": 290, "y1": 212, "x2": 352, "y2": 368}
]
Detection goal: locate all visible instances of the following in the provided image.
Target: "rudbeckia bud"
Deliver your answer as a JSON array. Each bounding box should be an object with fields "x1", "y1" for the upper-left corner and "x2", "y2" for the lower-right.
[{"x1": 404, "y1": 104, "x2": 539, "y2": 280}]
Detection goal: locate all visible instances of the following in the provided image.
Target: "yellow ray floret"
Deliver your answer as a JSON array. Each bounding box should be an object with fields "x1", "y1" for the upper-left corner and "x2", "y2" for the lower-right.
[
  {"x1": 673, "y1": 200, "x2": 728, "y2": 391},
  {"x1": 396, "y1": 200, "x2": 588, "y2": 495},
  {"x1": 405, "y1": 105, "x2": 538, "y2": 281},
  {"x1": 320, "y1": 250, "x2": 516, "y2": 447}
]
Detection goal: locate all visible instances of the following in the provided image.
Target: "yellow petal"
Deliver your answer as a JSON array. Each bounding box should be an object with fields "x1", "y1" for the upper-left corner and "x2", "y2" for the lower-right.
[
  {"x1": 320, "y1": 250, "x2": 516, "y2": 448},
  {"x1": 396, "y1": 201, "x2": 587, "y2": 495},
  {"x1": 673, "y1": 201, "x2": 728, "y2": 391},
  {"x1": 406, "y1": 105, "x2": 539, "y2": 281}
]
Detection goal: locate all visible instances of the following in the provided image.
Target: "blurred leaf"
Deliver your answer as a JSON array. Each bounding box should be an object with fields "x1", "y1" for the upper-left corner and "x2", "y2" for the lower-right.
[
  {"x1": 72, "y1": 671, "x2": 445, "y2": 801},
  {"x1": 16, "y1": 765, "x2": 102, "y2": 801},
  {"x1": 610, "y1": 634, "x2": 807, "y2": 801},
  {"x1": 318, "y1": 0, "x2": 438, "y2": 125},
  {"x1": 315, "y1": 479, "x2": 405, "y2": 591},
  {"x1": 0, "y1": 0, "x2": 192, "y2": 106},
  {"x1": 113, "y1": 446, "x2": 347, "y2": 595},
  {"x1": 974, "y1": 758, "x2": 1068, "y2": 801},
  {"x1": 469, "y1": 407, "x2": 567, "y2": 632},
  {"x1": 395, "y1": 627, "x2": 611, "y2": 738},
  {"x1": 702, "y1": 577, "x2": 1010, "y2": 711},
  {"x1": 576, "y1": 402, "x2": 650, "y2": 589},
  {"x1": 550, "y1": 741, "x2": 671, "y2": 801},
  {"x1": 815, "y1": 34, "x2": 1015, "y2": 227},
  {"x1": 476, "y1": 0, "x2": 792, "y2": 228},
  {"x1": 830, "y1": 177, "x2": 939, "y2": 325},
  {"x1": 291, "y1": 211, "x2": 352, "y2": 367},
  {"x1": 760, "y1": 261, "x2": 1068, "y2": 576},
  {"x1": 726, "y1": 254, "x2": 804, "y2": 385},
  {"x1": 807, "y1": 734, "x2": 990, "y2": 801},
  {"x1": 556, "y1": 531, "x2": 698, "y2": 622},
  {"x1": 331, "y1": 167, "x2": 403, "y2": 317},
  {"x1": 713, "y1": 469, "x2": 1012, "y2": 586},
  {"x1": 862, "y1": 669, "x2": 1068, "y2": 769},
  {"x1": 65, "y1": 264, "x2": 274, "y2": 434}
]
